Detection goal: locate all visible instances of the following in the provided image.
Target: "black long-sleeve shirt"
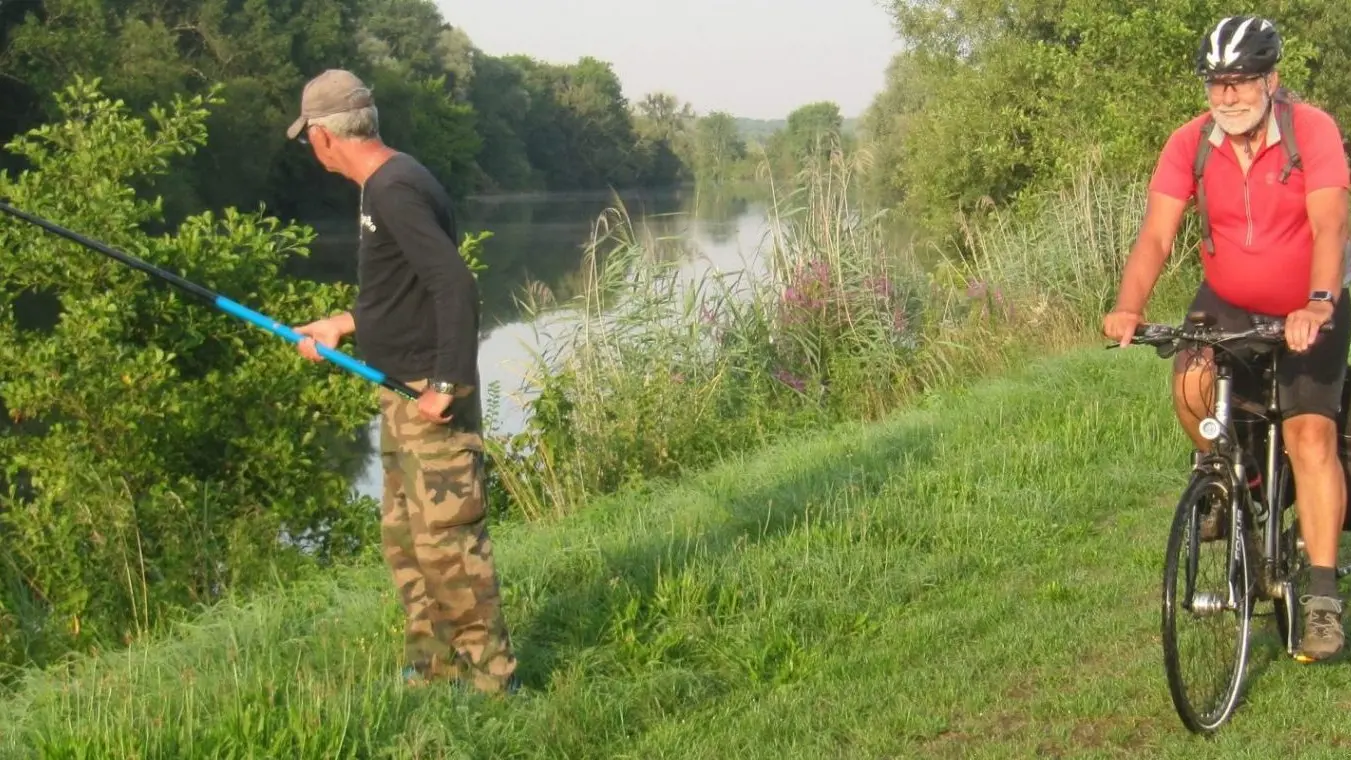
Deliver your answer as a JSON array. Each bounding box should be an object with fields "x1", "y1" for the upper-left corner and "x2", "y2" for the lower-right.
[{"x1": 353, "y1": 153, "x2": 479, "y2": 388}]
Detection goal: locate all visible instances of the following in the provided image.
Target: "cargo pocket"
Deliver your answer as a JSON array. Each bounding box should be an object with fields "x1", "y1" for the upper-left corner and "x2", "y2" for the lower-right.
[{"x1": 417, "y1": 449, "x2": 486, "y2": 529}]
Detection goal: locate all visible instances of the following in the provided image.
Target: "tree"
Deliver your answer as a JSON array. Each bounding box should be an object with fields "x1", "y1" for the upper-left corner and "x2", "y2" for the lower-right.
[
  {"x1": 367, "y1": 69, "x2": 483, "y2": 199},
  {"x1": 634, "y1": 92, "x2": 695, "y2": 142},
  {"x1": 692, "y1": 112, "x2": 747, "y2": 184},
  {"x1": 633, "y1": 92, "x2": 696, "y2": 185},
  {"x1": 465, "y1": 53, "x2": 537, "y2": 192},
  {"x1": 783, "y1": 101, "x2": 844, "y2": 161},
  {"x1": 559, "y1": 56, "x2": 645, "y2": 187}
]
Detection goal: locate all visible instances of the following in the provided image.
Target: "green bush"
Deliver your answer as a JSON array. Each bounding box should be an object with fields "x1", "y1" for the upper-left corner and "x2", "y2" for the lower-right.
[{"x1": 0, "y1": 79, "x2": 381, "y2": 675}]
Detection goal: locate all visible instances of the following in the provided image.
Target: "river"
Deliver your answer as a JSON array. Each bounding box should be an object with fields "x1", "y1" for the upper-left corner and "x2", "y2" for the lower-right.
[{"x1": 291, "y1": 186, "x2": 777, "y2": 501}]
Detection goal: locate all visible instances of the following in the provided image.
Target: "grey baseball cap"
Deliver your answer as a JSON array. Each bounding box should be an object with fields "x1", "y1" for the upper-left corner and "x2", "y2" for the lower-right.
[{"x1": 286, "y1": 69, "x2": 374, "y2": 140}]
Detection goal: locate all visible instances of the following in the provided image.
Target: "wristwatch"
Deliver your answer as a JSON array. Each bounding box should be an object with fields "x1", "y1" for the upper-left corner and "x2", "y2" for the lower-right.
[
  {"x1": 1310, "y1": 290, "x2": 1336, "y2": 305},
  {"x1": 430, "y1": 380, "x2": 457, "y2": 395}
]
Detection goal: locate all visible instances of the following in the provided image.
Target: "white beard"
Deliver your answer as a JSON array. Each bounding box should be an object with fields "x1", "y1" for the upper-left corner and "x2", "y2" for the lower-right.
[{"x1": 1212, "y1": 91, "x2": 1271, "y2": 136}]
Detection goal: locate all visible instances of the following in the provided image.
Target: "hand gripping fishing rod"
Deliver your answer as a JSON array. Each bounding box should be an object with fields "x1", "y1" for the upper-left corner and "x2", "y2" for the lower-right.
[{"x1": 0, "y1": 200, "x2": 421, "y2": 401}]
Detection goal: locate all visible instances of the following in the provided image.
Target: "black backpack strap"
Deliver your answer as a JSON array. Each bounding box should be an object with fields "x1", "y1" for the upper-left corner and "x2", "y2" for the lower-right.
[
  {"x1": 1194, "y1": 116, "x2": 1216, "y2": 255},
  {"x1": 1276, "y1": 95, "x2": 1301, "y2": 183}
]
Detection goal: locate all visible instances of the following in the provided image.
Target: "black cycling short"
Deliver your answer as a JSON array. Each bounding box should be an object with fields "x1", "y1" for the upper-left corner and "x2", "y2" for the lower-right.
[{"x1": 1185, "y1": 281, "x2": 1351, "y2": 421}]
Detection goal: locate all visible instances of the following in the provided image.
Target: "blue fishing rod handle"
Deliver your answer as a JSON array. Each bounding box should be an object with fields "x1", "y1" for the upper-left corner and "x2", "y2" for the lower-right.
[{"x1": 214, "y1": 297, "x2": 388, "y2": 385}]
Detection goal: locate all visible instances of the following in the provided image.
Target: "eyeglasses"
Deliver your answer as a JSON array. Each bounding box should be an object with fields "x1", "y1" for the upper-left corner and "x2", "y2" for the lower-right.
[{"x1": 1204, "y1": 75, "x2": 1267, "y2": 94}]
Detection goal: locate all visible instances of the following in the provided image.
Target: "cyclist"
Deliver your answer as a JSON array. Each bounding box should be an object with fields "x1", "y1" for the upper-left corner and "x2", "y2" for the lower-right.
[{"x1": 1103, "y1": 15, "x2": 1351, "y2": 661}]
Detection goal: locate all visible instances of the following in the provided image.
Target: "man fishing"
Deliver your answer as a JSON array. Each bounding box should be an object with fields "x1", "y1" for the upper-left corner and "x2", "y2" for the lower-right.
[{"x1": 286, "y1": 68, "x2": 519, "y2": 693}]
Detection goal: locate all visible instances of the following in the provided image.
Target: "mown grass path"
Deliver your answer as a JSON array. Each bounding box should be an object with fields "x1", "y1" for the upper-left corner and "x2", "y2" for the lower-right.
[{"x1": 6, "y1": 345, "x2": 1351, "y2": 758}]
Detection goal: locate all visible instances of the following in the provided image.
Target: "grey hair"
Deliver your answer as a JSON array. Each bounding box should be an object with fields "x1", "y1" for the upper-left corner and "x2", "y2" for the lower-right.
[{"x1": 309, "y1": 105, "x2": 380, "y2": 140}]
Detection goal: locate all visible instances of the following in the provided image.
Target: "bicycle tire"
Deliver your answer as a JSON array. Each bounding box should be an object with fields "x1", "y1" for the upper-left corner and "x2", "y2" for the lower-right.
[{"x1": 1161, "y1": 468, "x2": 1253, "y2": 734}]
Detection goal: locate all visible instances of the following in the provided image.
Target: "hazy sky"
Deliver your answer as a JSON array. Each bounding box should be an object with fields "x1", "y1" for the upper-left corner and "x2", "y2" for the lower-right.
[{"x1": 435, "y1": 0, "x2": 904, "y2": 120}]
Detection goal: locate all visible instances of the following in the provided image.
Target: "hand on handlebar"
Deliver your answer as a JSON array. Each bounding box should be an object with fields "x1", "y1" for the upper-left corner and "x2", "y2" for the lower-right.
[
  {"x1": 1285, "y1": 303, "x2": 1336, "y2": 353},
  {"x1": 1105, "y1": 311, "x2": 1334, "y2": 353},
  {"x1": 1102, "y1": 310, "x2": 1143, "y2": 348}
]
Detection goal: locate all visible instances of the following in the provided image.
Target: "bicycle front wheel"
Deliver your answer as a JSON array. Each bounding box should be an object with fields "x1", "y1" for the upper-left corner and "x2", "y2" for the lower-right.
[
  {"x1": 1271, "y1": 456, "x2": 1306, "y2": 655},
  {"x1": 1161, "y1": 469, "x2": 1253, "y2": 734}
]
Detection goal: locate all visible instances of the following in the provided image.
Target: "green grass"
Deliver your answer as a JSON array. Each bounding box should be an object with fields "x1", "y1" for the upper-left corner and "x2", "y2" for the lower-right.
[{"x1": 8, "y1": 343, "x2": 1351, "y2": 758}]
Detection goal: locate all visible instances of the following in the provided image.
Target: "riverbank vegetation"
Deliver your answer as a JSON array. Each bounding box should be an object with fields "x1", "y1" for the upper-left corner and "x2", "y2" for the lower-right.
[{"x1": 485, "y1": 145, "x2": 1199, "y2": 520}]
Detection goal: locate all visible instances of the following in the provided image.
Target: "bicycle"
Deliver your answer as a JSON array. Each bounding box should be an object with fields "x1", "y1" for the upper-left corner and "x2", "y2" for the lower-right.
[{"x1": 1119, "y1": 310, "x2": 1351, "y2": 734}]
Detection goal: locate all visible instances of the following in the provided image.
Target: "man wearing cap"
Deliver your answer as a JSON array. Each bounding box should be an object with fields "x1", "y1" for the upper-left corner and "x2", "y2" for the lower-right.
[{"x1": 286, "y1": 69, "x2": 519, "y2": 693}]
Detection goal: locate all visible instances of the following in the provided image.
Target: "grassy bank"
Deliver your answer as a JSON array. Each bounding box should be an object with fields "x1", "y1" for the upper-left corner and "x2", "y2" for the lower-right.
[{"x1": 8, "y1": 339, "x2": 1351, "y2": 757}]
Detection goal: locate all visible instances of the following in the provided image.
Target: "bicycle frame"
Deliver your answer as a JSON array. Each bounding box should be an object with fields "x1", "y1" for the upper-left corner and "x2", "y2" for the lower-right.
[{"x1": 1207, "y1": 347, "x2": 1284, "y2": 594}]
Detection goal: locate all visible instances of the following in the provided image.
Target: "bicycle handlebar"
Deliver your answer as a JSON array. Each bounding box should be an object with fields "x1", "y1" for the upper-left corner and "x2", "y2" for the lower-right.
[{"x1": 1110, "y1": 313, "x2": 1333, "y2": 358}]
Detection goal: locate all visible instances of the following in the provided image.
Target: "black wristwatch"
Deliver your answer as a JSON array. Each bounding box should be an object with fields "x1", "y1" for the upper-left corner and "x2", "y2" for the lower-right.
[{"x1": 1310, "y1": 289, "x2": 1336, "y2": 305}]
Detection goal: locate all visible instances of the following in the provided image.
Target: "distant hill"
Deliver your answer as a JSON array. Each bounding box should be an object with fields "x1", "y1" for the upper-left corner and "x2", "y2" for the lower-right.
[{"x1": 733, "y1": 116, "x2": 859, "y2": 145}]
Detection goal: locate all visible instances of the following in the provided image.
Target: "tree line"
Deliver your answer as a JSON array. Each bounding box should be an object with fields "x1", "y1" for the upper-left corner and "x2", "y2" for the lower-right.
[
  {"x1": 857, "y1": 0, "x2": 1351, "y2": 244},
  {"x1": 0, "y1": 0, "x2": 852, "y2": 228}
]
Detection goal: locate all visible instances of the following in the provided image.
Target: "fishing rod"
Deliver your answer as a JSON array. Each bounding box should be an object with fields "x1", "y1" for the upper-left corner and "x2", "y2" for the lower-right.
[{"x1": 0, "y1": 199, "x2": 420, "y2": 401}]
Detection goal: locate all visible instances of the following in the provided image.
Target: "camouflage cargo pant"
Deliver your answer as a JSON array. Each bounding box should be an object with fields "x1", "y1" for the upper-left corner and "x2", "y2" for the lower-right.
[{"x1": 378, "y1": 380, "x2": 517, "y2": 693}]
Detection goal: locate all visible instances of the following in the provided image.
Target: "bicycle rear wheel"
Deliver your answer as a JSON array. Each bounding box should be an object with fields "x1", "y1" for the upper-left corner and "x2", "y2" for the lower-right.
[{"x1": 1161, "y1": 469, "x2": 1253, "y2": 734}]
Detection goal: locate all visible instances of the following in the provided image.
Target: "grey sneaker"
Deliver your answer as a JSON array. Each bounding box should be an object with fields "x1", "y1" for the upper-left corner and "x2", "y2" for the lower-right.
[{"x1": 1296, "y1": 595, "x2": 1345, "y2": 663}]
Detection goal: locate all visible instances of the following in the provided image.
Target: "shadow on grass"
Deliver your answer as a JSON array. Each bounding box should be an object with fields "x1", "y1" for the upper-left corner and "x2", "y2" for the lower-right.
[
  {"x1": 511, "y1": 417, "x2": 939, "y2": 693},
  {"x1": 1245, "y1": 615, "x2": 1291, "y2": 690}
]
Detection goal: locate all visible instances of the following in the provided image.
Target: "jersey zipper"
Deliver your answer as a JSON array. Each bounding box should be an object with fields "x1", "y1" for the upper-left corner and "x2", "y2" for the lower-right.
[{"x1": 1244, "y1": 177, "x2": 1253, "y2": 246}]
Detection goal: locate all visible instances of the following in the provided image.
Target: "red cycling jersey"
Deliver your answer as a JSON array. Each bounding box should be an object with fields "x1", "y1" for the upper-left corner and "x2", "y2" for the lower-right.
[{"x1": 1149, "y1": 101, "x2": 1350, "y2": 317}]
